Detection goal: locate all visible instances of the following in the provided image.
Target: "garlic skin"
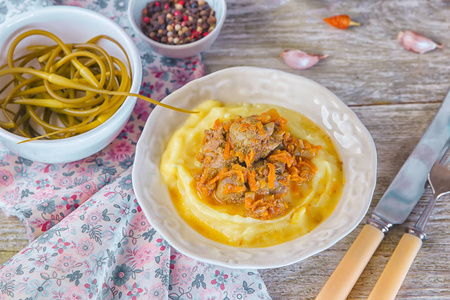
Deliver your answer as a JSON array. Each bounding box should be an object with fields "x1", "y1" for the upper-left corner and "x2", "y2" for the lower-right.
[
  {"x1": 281, "y1": 50, "x2": 327, "y2": 70},
  {"x1": 398, "y1": 31, "x2": 443, "y2": 54}
]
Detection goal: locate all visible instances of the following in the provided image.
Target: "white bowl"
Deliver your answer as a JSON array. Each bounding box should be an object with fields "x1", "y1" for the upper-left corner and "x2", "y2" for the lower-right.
[
  {"x1": 132, "y1": 66, "x2": 377, "y2": 269},
  {"x1": 0, "y1": 6, "x2": 142, "y2": 163},
  {"x1": 128, "y1": 0, "x2": 227, "y2": 58}
]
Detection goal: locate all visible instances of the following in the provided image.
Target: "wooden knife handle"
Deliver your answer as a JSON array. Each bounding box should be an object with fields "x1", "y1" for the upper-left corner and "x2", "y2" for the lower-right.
[
  {"x1": 368, "y1": 233, "x2": 422, "y2": 300},
  {"x1": 316, "y1": 224, "x2": 384, "y2": 300}
]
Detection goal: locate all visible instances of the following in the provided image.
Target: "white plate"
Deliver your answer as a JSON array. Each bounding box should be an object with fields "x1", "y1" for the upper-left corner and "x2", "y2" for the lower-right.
[{"x1": 132, "y1": 66, "x2": 377, "y2": 269}]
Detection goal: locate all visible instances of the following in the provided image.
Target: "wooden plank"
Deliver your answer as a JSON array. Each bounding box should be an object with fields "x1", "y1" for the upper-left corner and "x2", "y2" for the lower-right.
[
  {"x1": 0, "y1": 211, "x2": 29, "y2": 265},
  {"x1": 204, "y1": 0, "x2": 450, "y2": 106}
]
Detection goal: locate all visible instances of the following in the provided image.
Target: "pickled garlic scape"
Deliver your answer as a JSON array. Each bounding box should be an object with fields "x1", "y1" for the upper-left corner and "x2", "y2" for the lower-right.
[{"x1": 0, "y1": 30, "x2": 195, "y2": 142}]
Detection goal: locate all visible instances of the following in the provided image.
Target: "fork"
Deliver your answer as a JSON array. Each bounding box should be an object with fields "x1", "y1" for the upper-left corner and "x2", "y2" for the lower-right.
[{"x1": 368, "y1": 138, "x2": 450, "y2": 300}]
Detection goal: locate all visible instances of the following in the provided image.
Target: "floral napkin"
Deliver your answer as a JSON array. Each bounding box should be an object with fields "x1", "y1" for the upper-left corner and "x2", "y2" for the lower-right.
[{"x1": 0, "y1": 1, "x2": 271, "y2": 299}]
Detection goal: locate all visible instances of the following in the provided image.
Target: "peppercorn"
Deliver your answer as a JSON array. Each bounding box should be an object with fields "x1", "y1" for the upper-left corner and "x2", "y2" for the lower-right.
[{"x1": 139, "y1": 0, "x2": 217, "y2": 45}]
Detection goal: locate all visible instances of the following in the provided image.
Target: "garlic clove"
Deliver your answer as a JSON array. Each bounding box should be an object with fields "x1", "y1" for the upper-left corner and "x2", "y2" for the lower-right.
[
  {"x1": 281, "y1": 50, "x2": 327, "y2": 70},
  {"x1": 397, "y1": 30, "x2": 443, "y2": 54}
]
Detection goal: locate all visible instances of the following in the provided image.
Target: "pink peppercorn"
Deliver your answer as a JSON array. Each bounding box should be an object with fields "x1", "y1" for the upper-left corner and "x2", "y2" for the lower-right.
[
  {"x1": 202, "y1": 32, "x2": 209, "y2": 37},
  {"x1": 183, "y1": 15, "x2": 189, "y2": 21},
  {"x1": 164, "y1": 3, "x2": 169, "y2": 9},
  {"x1": 143, "y1": 16, "x2": 150, "y2": 23},
  {"x1": 191, "y1": 30, "x2": 199, "y2": 39},
  {"x1": 174, "y1": 10, "x2": 181, "y2": 17},
  {"x1": 179, "y1": 0, "x2": 185, "y2": 5},
  {"x1": 155, "y1": 1, "x2": 160, "y2": 6}
]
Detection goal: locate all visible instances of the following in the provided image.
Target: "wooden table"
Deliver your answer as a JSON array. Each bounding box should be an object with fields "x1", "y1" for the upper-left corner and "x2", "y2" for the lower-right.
[{"x1": 1, "y1": 0, "x2": 449, "y2": 299}]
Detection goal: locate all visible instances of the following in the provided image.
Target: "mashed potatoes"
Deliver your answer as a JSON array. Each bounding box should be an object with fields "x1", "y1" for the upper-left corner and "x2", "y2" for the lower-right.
[{"x1": 160, "y1": 100, "x2": 344, "y2": 247}]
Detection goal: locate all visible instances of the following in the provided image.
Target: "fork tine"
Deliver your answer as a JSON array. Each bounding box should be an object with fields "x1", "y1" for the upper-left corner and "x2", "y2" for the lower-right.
[{"x1": 415, "y1": 136, "x2": 450, "y2": 233}]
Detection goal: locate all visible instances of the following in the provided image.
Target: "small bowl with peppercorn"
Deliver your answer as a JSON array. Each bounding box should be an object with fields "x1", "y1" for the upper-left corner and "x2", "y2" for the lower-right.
[{"x1": 128, "y1": 0, "x2": 226, "y2": 58}]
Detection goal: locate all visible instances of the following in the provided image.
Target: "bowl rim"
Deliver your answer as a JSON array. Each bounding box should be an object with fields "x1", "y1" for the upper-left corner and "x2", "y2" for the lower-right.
[
  {"x1": 132, "y1": 66, "x2": 377, "y2": 269},
  {"x1": 127, "y1": 0, "x2": 227, "y2": 52},
  {"x1": 0, "y1": 6, "x2": 142, "y2": 146}
]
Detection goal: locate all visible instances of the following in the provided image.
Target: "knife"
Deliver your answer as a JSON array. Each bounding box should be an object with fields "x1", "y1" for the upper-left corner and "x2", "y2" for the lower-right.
[{"x1": 316, "y1": 89, "x2": 450, "y2": 300}]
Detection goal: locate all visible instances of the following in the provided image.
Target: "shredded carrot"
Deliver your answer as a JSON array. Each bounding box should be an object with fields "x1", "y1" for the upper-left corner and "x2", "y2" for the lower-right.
[
  {"x1": 232, "y1": 164, "x2": 248, "y2": 182},
  {"x1": 198, "y1": 167, "x2": 213, "y2": 184},
  {"x1": 258, "y1": 179, "x2": 267, "y2": 188},
  {"x1": 245, "y1": 148, "x2": 255, "y2": 168},
  {"x1": 234, "y1": 151, "x2": 245, "y2": 164},
  {"x1": 248, "y1": 170, "x2": 258, "y2": 191},
  {"x1": 206, "y1": 167, "x2": 228, "y2": 186},
  {"x1": 195, "y1": 109, "x2": 322, "y2": 220},
  {"x1": 223, "y1": 141, "x2": 231, "y2": 160},
  {"x1": 248, "y1": 198, "x2": 265, "y2": 211},
  {"x1": 213, "y1": 118, "x2": 222, "y2": 130},
  {"x1": 244, "y1": 193, "x2": 255, "y2": 210},
  {"x1": 198, "y1": 186, "x2": 210, "y2": 195},
  {"x1": 267, "y1": 163, "x2": 276, "y2": 189},
  {"x1": 254, "y1": 114, "x2": 271, "y2": 124},
  {"x1": 289, "y1": 167, "x2": 307, "y2": 182},
  {"x1": 261, "y1": 109, "x2": 287, "y2": 129},
  {"x1": 239, "y1": 122, "x2": 251, "y2": 132},
  {"x1": 223, "y1": 120, "x2": 233, "y2": 131},
  {"x1": 268, "y1": 150, "x2": 294, "y2": 167},
  {"x1": 256, "y1": 121, "x2": 265, "y2": 135},
  {"x1": 278, "y1": 174, "x2": 290, "y2": 187},
  {"x1": 204, "y1": 155, "x2": 212, "y2": 165},
  {"x1": 296, "y1": 157, "x2": 318, "y2": 172}
]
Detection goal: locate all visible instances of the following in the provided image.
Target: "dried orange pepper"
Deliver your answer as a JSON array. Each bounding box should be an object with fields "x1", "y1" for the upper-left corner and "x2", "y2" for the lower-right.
[{"x1": 323, "y1": 15, "x2": 360, "y2": 29}]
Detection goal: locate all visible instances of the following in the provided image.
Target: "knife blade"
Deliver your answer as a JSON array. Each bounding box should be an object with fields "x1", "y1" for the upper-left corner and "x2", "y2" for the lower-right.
[
  {"x1": 316, "y1": 89, "x2": 450, "y2": 300},
  {"x1": 369, "y1": 89, "x2": 450, "y2": 231}
]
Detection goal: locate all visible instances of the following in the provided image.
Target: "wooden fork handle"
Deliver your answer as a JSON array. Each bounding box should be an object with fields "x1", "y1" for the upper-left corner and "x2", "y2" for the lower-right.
[
  {"x1": 316, "y1": 224, "x2": 384, "y2": 300},
  {"x1": 368, "y1": 233, "x2": 422, "y2": 300}
]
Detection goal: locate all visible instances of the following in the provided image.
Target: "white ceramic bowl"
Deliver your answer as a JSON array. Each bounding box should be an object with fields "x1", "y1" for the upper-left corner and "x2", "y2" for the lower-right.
[
  {"x1": 0, "y1": 6, "x2": 142, "y2": 163},
  {"x1": 128, "y1": 0, "x2": 226, "y2": 58},
  {"x1": 133, "y1": 67, "x2": 377, "y2": 269}
]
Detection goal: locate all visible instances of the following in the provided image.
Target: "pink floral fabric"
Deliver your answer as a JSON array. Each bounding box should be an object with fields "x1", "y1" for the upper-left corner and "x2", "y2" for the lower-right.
[{"x1": 0, "y1": 1, "x2": 271, "y2": 299}]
